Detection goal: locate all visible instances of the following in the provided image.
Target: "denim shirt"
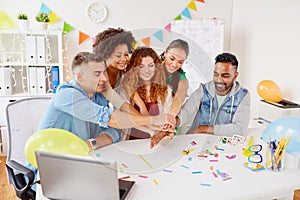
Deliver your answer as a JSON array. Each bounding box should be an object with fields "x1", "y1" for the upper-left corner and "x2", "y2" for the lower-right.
[
  {"x1": 190, "y1": 83, "x2": 248, "y2": 128},
  {"x1": 179, "y1": 81, "x2": 250, "y2": 136},
  {"x1": 38, "y1": 80, "x2": 120, "y2": 142}
]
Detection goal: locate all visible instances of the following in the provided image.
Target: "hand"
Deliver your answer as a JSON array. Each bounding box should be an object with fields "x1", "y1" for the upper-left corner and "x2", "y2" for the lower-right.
[
  {"x1": 150, "y1": 131, "x2": 174, "y2": 148},
  {"x1": 161, "y1": 124, "x2": 175, "y2": 132},
  {"x1": 151, "y1": 114, "x2": 176, "y2": 128}
]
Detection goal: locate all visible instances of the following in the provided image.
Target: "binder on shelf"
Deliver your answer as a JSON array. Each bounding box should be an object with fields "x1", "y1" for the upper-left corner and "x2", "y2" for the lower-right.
[
  {"x1": 36, "y1": 67, "x2": 46, "y2": 94},
  {"x1": 36, "y1": 36, "x2": 46, "y2": 64},
  {"x1": 51, "y1": 66, "x2": 59, "y2": 94},
  {"x1": 0, "y1": 67, "x2": 12, "y2": 96},
  {"x1": 29, "y1": 67, "x2": 38, "y2": 95},
  {"x1": 25, "y1": 36, "x2": 37, "y2": 64}
]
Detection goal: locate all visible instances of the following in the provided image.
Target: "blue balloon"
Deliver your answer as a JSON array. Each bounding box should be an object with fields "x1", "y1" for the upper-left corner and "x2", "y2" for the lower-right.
[{"x1": 260, "y1": 116, "x2": 300, "y2": 156}]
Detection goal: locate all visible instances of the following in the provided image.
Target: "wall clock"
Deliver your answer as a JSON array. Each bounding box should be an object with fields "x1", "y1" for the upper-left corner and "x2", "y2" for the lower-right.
[{"x1": 87, "y1": 2, "x2": 108, "y2": 23}]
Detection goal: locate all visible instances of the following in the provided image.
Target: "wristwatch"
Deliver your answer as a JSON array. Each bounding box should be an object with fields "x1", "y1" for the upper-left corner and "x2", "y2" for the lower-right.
[{"x1": 88, "y1": 138, "x2": 98, "y2": 150}]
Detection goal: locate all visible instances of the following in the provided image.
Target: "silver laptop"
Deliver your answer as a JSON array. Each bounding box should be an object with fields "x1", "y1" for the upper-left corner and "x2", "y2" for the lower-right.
[{"x1": 35, "y1": 151, "x2": 135, "y2": 200}]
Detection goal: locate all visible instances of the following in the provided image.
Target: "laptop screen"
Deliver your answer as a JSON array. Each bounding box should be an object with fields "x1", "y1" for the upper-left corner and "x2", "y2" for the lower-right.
[{"x1": 35, "y1": 151, "x2": 134, "y2": 200}]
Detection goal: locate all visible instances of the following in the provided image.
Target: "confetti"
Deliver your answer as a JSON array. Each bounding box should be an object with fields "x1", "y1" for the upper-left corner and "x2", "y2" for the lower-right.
[
  {"x1": 200, "y1": 183, "x2": 212, "y2": 187},
  {"x1": 138, "y1": 175, "x2": 148, "y2": 178},
  {"x1": 163, "y1": 169, "x2": 173, "y2": 173},
  {"x1": 139, "y1": 155, "x2": 152, "y2": 169},
  {"x1": 118, "y1": 175, "x2": 130, "y2": 180},
  {"x1": 121, "y1": 163, "x2": 128, "y2": 168},
  {"x1": 153, "y1": 179, "x2": 159, "y2": 185},
  {"x1": 192, "y1": 171, "x2": 202, "y2": 174},
  {"x1": 181, "y1": 164, "x2": 189, "y2": 169}
]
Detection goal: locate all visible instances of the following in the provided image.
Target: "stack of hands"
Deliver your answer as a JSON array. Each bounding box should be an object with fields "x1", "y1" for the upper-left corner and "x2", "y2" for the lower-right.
[{"x1": 149, "y1": 113, "x2": 177, "y2": 149}]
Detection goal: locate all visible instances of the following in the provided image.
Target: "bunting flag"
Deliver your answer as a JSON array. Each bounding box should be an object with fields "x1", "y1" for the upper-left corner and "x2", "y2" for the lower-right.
[
  {"x1": 49, "y1": 10, "x2": 60, "y2": 24},
  {"x1": 153, "y1": 30, "x2": 163, "y2": 42},
  {"x1": 181, "y1": 8, "x2": 191, "y2": 19},
  {"x1": 63, "y1": 21, "x2": 74, "y2": 34},
  {"x1": 133, "y1": 41, "x2": 139, "y2": 49},
  {"x1": 141, "y1": 37, "x2": 150, "y2": 47},
  {"x1": 188, "y1": 0, "x2": 197, "y2": 11},
  {"x1": 39, "y1": 3, "x2": 50, "y2": 14},
  {"x1": 195, "y1": 0, "x2": 205, "y2": 2},
  {"x1": 174, "y1": 14, "x2": 182, "y2": 20},
  {"x1": 164, "y1": 23, "x2": 171, "y2": 32},
  {"x1": 79, "y1": 31, "x2": 90, "y2": 45},
  {"x1": 92, "y1": 37, "x2": 96, "y2": 45}
]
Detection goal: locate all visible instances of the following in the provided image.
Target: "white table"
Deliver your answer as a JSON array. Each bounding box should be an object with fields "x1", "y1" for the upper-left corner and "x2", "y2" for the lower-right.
[{"x1": 36, "y1": 127, "x2": 300, "y2": 200}]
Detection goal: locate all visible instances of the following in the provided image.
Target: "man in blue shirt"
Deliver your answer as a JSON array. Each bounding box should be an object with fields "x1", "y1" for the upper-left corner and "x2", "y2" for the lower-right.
[{"x1": 39, "y1": 52, "x2": 176, "y2": 150}]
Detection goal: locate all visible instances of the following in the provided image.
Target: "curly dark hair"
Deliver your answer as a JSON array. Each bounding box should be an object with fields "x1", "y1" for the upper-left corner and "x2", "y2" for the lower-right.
[
  {"x1": 121, "y1": 47, "x2": 168, "y2": 105},
  {"x1": 92, "y1": 27, "x2": 136, "y2": 60}
]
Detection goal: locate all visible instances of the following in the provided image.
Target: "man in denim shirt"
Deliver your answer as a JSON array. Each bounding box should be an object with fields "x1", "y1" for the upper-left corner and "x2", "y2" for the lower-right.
[
  {"x1": 39, "y1": 52, "x2": 176, "y2": 150},
  {"x1": 177, "y1": 53, "x2": 250, "y2": 137}
]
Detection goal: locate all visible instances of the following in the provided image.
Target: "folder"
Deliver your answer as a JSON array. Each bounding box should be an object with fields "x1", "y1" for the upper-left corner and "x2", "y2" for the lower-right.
[
  {"x1": 0, "y1": 67, "x2": 12, "y2": 96},
  {"x1": 51, "y1": 66, "x2": 59, "y2": 94},
  {"x1": 28, "y1": 67, "x2": 38, "y2": 95},
  {"x1": 25, "y1": 36, "x2": 37, "y2": 64},
  {"x1": 36, "y1": 67, "x2": 46, "y2": 94},
  {"x1": 36, "y1": 36, "x2": 46, "y2": 64}
]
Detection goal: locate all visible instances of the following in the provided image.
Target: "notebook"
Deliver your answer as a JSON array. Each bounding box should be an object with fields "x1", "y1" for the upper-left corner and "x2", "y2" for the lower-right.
[{"x1": 35, "y1": 151, "x2": 135, "y2": 200}]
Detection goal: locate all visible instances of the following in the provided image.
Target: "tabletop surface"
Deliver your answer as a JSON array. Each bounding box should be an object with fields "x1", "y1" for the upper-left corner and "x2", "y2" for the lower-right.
[{"x1": 36, "y1": 127, "x2": 300, "y2": 200}]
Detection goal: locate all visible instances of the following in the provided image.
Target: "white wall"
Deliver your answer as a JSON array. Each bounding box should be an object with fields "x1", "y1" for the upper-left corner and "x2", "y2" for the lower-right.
[
  {"x1": 1, "y1": 0, "x2": 299, "y2": 119},
  {"x1": 230, "y1": 0, "x2": 300, "y2": 118}
]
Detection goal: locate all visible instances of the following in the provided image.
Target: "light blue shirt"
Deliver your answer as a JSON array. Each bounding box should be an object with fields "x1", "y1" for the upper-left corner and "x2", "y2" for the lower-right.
[{"x1": 38, "y1": 80, "x2": 120, "y2": 142}]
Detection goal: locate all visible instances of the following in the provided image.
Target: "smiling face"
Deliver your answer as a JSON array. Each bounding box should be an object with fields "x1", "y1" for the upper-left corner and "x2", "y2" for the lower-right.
[
  {"x1": 213, "y1": 62, "x2": 238, "y2": 96},
  {"x1": 106, "y1": 43, "x2": 130, "y2": 71},
  {"x1": 138, "y1": 56, "x2": 156, "y2": 82},
  {"x1": 76, "y1": 61, "x2": 107, "y2": 97},
  {"x1": 164, "y1": 48, "x2": 187, "y2": 74}
]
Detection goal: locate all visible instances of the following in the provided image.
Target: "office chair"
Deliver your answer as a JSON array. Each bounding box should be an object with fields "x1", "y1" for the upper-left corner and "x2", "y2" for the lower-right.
[{"x1": 5, "y1": 97, "x2": 51, "y2": 200}]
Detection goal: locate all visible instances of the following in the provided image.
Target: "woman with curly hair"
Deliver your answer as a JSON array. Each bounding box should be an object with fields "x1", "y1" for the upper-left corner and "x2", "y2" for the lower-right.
[
  {"x1": 93, "y1": 27, "x2": 135, "y2": 89},
  {"x1": 119, "y1": 47, "x2": 174, "y2": 140},
  {"x1": 92, "y1": 27, "x2": 142, "y2": 117}
]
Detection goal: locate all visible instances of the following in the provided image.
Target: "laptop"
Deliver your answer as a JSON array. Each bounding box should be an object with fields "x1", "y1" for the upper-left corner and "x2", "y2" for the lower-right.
[{"x1": 35, "y1": 151, "x2": 135, "y2": 200}]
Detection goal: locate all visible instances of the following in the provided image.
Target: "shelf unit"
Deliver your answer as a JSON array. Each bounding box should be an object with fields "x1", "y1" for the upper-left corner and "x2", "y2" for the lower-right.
[
  {"x1": 0, "y1": 30, "x2": 64, "y2": 154},
  {"x1": 0, "y1": 29, "x2": 63, "y2": 97}
]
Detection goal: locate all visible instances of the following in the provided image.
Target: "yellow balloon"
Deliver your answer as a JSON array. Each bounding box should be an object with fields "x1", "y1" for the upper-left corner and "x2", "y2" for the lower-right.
[
  {"x1": 0, "y1": 10, "x2": 15, "y2": 30},
  {"x1": 256, "y1": 80, "x2": 283, "y2": 102},
  {"x1": 25, "y1": 128, "x2": 90, "y2": 168}
]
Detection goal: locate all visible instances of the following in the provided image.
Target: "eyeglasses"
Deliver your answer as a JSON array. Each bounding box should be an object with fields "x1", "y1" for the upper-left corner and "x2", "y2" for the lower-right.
[{"x1": 248, "y1": 144, "x2": 263, "y2": 164}]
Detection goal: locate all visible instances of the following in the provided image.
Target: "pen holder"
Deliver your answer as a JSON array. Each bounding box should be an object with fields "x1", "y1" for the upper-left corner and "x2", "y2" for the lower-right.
[{"x1": 266, "y1": 148, "x2": 285, "y2": 172}]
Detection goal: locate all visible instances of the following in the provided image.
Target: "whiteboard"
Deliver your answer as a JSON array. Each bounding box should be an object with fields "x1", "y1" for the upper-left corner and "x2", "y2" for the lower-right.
[{"x1": 171, "y1": 19, "x2": 225, "y2": 63}]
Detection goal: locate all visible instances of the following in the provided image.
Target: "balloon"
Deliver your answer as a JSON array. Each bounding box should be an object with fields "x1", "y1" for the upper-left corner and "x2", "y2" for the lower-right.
[
  {"x1": 0, "y1": 10, "x2": 15, "y2": 30},
  {"x1": 260, "y1": 116, "x2": 300, "y2": 157},
  {"x1": 256, "y1": 80, "x2": 283, "y2": 102},
  {"x1": 25, "y1": 128, "x2": 90, "y2": 168}
]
